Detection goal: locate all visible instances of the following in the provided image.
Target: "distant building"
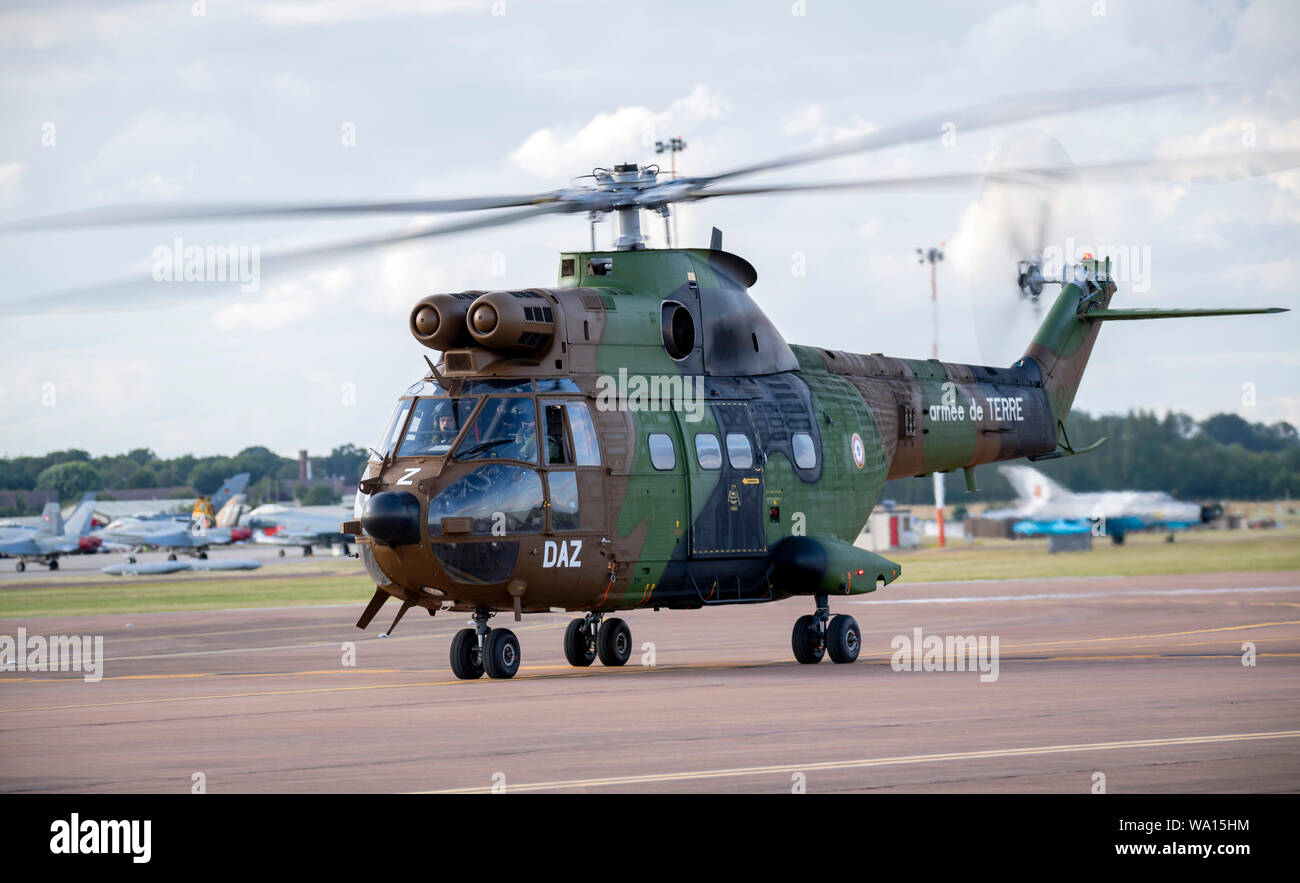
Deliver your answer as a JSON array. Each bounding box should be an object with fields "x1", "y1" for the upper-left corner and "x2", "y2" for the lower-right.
[{"x1": 856, "y1": 509, "x2": 920, "y2": 551}]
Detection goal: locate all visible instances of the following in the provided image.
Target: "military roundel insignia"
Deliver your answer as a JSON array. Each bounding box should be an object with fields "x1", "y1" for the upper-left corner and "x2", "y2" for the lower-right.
[{"x1": 851, "y1": 433, "x2": 866, "y2": 469}]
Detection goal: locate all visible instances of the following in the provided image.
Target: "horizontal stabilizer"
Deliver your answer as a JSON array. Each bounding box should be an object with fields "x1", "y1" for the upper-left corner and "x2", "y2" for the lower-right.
[{"x1": 1081, "y1": 307, "x2": 1287, "y2": 321}]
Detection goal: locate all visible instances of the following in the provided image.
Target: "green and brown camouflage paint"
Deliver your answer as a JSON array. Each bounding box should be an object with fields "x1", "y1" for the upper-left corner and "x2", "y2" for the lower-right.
[{"x1": 355, "y1": 247, "x2": 1112, "y2": 617}]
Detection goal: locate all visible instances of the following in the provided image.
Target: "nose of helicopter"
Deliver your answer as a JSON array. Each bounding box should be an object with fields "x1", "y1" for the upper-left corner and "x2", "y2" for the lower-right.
[{"x1": 361, "y1": 491, "x2": 422, "y2": 546}]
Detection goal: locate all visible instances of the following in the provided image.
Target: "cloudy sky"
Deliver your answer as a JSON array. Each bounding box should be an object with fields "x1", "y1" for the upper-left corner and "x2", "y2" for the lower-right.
[{"x1": 0, "y1": 0, "x2": 1296, "y2": 458}]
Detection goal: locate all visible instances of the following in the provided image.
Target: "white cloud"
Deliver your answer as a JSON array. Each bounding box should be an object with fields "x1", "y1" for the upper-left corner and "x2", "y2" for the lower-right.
[
  {"x1": 252, "y1": 0, "x2": 483, "y2": 25},
  {"x1": 0, "y1": 0, "x2": 482, "y2": 48},
  {"x1": 508, "y1": 85, "x2": 731, "y2": 179},
  {"x1": 0, "y1": 162, "x2": 25, "y2": 203},
  {"x1": 781, "y1": 104, "x2": 824, "y2": 136}
]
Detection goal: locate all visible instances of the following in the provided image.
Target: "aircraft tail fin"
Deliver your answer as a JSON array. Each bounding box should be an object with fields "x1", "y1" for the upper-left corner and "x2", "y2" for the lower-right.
[
  {"x1": 62, "y1": 492, "x2": 97, "y2": 537},
  {"x1": 1023, "y1": 256, "x2": 1287, "y2": 428},
  {"x1": 211, "y1": 473, "x2": 251, "y2": 511},
  {"x1": 36, "y1": 501, "x2": 63, "y2": 537},
  {"x1": 215, "y1": 494, "x2": 247, "y2": 528},
  {"x1": 999, "y1": 464, "x2": 1069, "y2": 511},
  {"x1": 1020, "y1": 258, "x2": 1115, "y2": 424}
]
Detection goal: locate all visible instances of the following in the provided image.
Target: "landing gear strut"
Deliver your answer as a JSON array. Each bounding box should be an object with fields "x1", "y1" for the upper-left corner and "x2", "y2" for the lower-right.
[
  {"x1": 792, "y1": 594, "x2": 860, "y2": 665},
  {"x1": 450, "y1": 607, "x2": 521, "y2": 680}
]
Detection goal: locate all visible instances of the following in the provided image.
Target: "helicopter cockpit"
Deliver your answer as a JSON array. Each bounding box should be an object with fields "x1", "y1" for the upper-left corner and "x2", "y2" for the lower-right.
[{"x1": 359, "y1": 376, "x2": 602, "y2": 553}]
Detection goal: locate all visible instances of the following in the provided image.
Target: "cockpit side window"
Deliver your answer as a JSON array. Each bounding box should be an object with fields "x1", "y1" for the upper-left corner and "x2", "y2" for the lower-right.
[
  {"x1": 398, "y1": 396, "x2": 479, "y2": 457},
  {"x1": 373, "y1": 400, "x2": 413, "y2": 460},
  {"x1": 454, "y1": 397, "x2": 539, "y2": 464},
  {"x1": 565, "y1": 402, "x2": 601, "y2": 466},
  {"x1": 540, "y1": 400, "x2": 601, "y2": 467},
  {"x1": 543, "y1": 404, "x2": 572, "y2": 465}
]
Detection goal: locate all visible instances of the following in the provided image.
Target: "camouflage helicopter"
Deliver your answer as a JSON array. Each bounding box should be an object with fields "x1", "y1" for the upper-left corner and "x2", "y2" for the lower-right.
[{"x1": 7, "y1": 87, "x2": 1294, "y2": 679}]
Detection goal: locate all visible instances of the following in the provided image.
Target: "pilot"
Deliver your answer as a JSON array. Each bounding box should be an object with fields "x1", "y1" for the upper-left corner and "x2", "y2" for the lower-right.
[
  {"x1": 429, "y1": 413, "x2": 459, "y2": 448},
  {"x1": 499, "y1": 400, "x2": 537, "y2": 461}
]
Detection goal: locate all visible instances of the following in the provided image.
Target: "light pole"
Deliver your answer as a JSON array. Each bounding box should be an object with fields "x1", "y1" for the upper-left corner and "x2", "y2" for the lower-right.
[
  {"x1": 916, "y1": 244, "x2": 946, "y2": 547},
  {"x1": 655, "y1": 136, "x2": 686, "y2": 246}
]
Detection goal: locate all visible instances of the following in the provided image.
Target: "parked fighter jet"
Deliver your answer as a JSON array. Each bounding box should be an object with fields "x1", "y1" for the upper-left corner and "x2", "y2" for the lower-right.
[
  {"x1": 985, "y1": 464, "x2": 1220, "y2": 544},
  {"x1": 96, "y1": 487, "x2": 252, "y2": 562},
  {"x1": 0, "y1": 494, "x2": 100, "y2": 570},
  {"x1": 244, "y1": 503, "x2": 355, "y2": 556}
]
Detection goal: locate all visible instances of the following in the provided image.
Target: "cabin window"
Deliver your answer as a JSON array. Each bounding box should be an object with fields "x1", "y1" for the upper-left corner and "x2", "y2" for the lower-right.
[
  {"x1": 725, "y1": 433, "x2": 753, "y2": 469},
  {"x1": 694, "y1": 433, "x2": 722, "y2": 470},
  {"x1": 648, "y1": 433, "x2": 676, "y2": 471},
  {"x1": 792, "y1": 432, "x2": 817, "y2": 469}
]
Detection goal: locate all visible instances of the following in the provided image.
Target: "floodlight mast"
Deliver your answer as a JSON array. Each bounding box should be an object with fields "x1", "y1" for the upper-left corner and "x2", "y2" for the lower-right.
[
  {"x1": 656, "y1": 136, "x2": 687, "y2": 246},
  {"x1": 917, "y1": 244, "x2": 946, "y2": 548}
]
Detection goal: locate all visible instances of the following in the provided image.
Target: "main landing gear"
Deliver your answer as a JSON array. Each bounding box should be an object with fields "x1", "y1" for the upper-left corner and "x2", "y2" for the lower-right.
[
  {"x1": 450, "y1": 607, "x2": 521, "y2": 680},
  {"x1": 792, "y1": 594, "x2": 860, "y2": 665},
  {"x1": 562, "y1": 613, "x2": 632, "y2": 668}
]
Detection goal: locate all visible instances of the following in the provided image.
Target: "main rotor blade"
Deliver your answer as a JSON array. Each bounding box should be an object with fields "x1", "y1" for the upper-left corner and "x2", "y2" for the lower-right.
[
  {"x1": 0, "y1": 193, "x2": 562, "y2": 234},
  {"x1": 683, "y1": 149, "x2": 1300, "y2": 200},
  {"x1": 695, "y1": 84, "x2": 1206, "y2": 185},
  {"x1": 0, "y1": 204, "x2": 561, "y2": 316}
]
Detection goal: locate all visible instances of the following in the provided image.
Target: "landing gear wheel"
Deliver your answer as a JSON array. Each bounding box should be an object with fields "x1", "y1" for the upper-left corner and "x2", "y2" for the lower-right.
[
  {"x1": 127, "y1": 556, "x2": 137, "y2": 564},
  {"x1": 167, "y1": 553, "x2": 177, "y2": 561},
  {"x1": 198, "y1": 552, "x2": 208, "y2": 560},
  {"x1": 449, "y1": 628, "x2": 483, "y2": 680},
  {"x1": 564, "y1": 619, "x2": 597, "y2": 667},
  {"x1": 826, "y1": 614, "x2": 861, "y2": 664},
  {"x1": 16, "y1": 561, "x2": 25, "y2": 572},
  {"x1": 483, "y1": 628, "x2": 521, "y2": 679},
  {"x1": 792, "y1": 614, "x2": 825, "y2": 664},
  {"x1": 278, "y1": 549, "x2": 285, "y2": 557},
  {"x1": 597, "y1": 618, "x2": 632, "y2": 666},
  {"x1": 47, "y1": 560, "x2": 58, "y2": 571},
  {"x1": 1111, "y1": 533, "x2": 1125, "y2": 545},
  {"x1": 303, "y1": 545, "x2": 313, "y2": 557}
]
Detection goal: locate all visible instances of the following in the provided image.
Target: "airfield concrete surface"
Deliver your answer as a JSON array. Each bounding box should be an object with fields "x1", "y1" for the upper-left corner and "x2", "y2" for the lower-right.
[{"x1": 1, "y1": 570, "x2": 1297, "y2": 793}]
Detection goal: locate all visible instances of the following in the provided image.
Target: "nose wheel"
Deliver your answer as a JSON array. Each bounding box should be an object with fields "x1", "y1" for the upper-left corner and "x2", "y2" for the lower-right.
[
  {"x1": 450, "y1": 607, "x2": 521, "y2": 680},
  {"x1": 792, "y1": 595, "x2": 860, "y2": 665}
]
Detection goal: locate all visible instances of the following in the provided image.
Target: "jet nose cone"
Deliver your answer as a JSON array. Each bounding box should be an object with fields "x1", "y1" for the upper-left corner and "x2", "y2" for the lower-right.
[{"x1": 362, "y1": 491, "x2": 422, "y2": 546}]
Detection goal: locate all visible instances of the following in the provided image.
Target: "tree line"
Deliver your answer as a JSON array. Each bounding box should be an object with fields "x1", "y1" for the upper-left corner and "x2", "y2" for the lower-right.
[
  {"x1": 882, "y1": 410, "x2": 1296, "y2": 506},
  {"x1": 2, "y1": 410, "x2": 1294, "y2": 515},
  {"x1": 0, "y1": 444, "x2": 370, "y2": 515}
]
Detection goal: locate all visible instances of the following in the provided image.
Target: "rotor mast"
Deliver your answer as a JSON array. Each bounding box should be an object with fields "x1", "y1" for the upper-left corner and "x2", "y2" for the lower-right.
[{"x1": 602, "y1": 163, "x2": 659, "y2": 251}]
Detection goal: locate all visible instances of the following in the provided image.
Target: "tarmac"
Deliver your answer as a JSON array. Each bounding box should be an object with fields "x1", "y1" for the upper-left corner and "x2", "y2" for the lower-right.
[{"x1": 1, "y1": 570, "x2": 1297, "y2": 793}]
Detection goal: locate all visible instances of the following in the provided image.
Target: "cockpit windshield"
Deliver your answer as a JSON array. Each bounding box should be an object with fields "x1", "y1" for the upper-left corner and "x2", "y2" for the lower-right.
[
  {"x1": 398, "y1": 396, "x2": 480, "y2": 457},
  {"x1": 454, "y1": 397, "x2": 539, "y2": 464}
]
